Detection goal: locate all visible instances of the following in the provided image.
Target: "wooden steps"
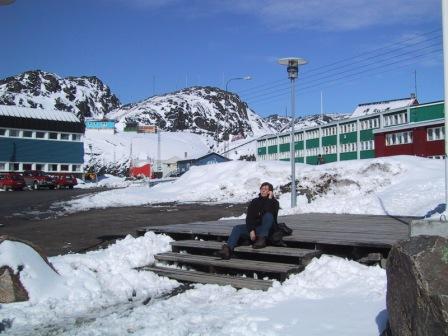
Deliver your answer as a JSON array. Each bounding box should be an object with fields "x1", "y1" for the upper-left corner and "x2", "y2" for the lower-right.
[
  {"x1": 137, "y1": 213, "x2": 414, "y2": 290},
  {"x1": 142, "y1": 265, "x2": 273, "y2": 291},
  {"x1": 139, "y1": 239, "x2": 317, "y2": 290},
  {"x1": 170, "y1": 239, "x2": 321, "y2": 261},
  {"x1": 155, "y1": 252, "x2": 303, "y2": 279}
]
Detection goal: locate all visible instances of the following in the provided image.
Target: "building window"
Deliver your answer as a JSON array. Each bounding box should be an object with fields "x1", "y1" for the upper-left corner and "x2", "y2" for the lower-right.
[
  {"x1": 306, "y1": 129, "x2": 319, "y2": 139},
  {"x1": 72, "y1": 134, "x2": 81, "y2": 141},
  {"x1": 0, "y1": 129, "x2": 6, "y2": 136},
  {"x1": 36, "y1": 164, "x2": 44, "y2": 171},
  {"x1": 60, "y1": 133, "x2": 70, "y2": 140},
  {"x1": 9, "y1": 129, "x2": 19, "y2": 137},
  {"x1": 361, "y1": 140, "x2": 375, "y2": 151},
  {"x1": 340, "y1": 143, "x2": 357, "y2": 153},
  {"x1": 60, "y1": 164, "x2": 69, "y2": 171},
  {"x1": 386, "y1": 131, "x2": 413, "y2": 146},
  {"x1": 0, "y1": 163, "x2": 5, "y2": 171},
  {"x1": 72, "y1": 164, "x2": 82, "y2": 172},
  {"x1": 12, "y1": 163, "x2": 20, "y2": 171},
  {"x1": 22, "y1": 163, "x2": 33, "y2": 170},
  {"x1": 427, "y1": 126, "x2": 445, "y2": 141},
  {"x1": 340, "y1": 123, "x2": 356, "y2": 134},
  {"x1": 23, "y1": 130, "x2": 33, "y2": 138},
  {"x1": 323, "y1": 145, "x2": 337, "y2": 154},
  {"x1": 49, "y1": 164, "x2": 58, "y2": 172},
  {"x1": 322, "y1": 127, "x2": 336, "y2": 136},
  {"x1": 384, "y1": 112, "x2": 407, "y2": 127},
  {"x1": 36, "y1": 131, "x2": 46, "y2": 139},
  {"x1": 360, "y1": 118, "x2": 380, "y2": 130},
  {"x1": 49, "y1": 132, "x2": 58, "y2": 140}
]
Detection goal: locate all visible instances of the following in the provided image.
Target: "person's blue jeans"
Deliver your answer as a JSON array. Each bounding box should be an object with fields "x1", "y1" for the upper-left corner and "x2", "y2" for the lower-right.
[{"x1": 227, "y1": 213, "x2": 274, "y2": 249}]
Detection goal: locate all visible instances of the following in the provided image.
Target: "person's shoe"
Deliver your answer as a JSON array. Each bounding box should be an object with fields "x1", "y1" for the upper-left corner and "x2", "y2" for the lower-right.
[
  {"x1": 216, "y1": 244, "x2": 231, "y2": 259},
  {"x1": 252, "y1": 236, "x2": 266, "y2": 249}
]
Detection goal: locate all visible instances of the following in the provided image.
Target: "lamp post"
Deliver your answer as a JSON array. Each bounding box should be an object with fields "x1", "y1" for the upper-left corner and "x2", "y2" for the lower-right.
[
  {"x1": 278, "y1": 57, "x2": 307, "y2": 208},
  {"x1": 224, "y1": 76, "x2": 251, "y2": 156}
]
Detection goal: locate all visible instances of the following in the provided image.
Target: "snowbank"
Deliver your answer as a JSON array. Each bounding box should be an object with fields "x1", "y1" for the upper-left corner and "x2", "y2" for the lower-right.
[
  {"x1": 2, "y1": 234, "x2": 387, "y2": 336},
  {"x1": 59, "y1": 156, "x2": 442, "y2": 217}
]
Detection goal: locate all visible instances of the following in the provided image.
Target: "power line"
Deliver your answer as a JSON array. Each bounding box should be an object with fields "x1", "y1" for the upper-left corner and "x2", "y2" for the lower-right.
[
  {"x1": 246, "y1": 47, "x2": 442, "y2": 106},
  {"x1": 242, "y1": 35, "x2": 441, "y2": 101},
  {"x1": 244, "y1": 39, "x2": 441, "y2": 102},
  {"x1": 237, "y1": 28, "x2": 441, "y2": 98}
]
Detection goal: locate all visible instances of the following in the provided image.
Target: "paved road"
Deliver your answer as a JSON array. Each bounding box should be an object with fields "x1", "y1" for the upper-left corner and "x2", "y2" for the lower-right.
[{"x1": 0, "y1": 189, "x2": 247, "y2": 256}]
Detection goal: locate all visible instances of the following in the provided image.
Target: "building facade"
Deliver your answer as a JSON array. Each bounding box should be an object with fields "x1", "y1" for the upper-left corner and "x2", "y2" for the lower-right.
[
  {"x1": 257, "y1": 101, "x2": 444, "y2": 164},
  {"x1": 0, "y1": 106, "x2": 85, "y2": 174},
  {"x1": 177, "y1": 152, "x2": 230, "y2": 174},
  {"x1": 85, "y1": 118, "x2": 116, "y2": 134}
]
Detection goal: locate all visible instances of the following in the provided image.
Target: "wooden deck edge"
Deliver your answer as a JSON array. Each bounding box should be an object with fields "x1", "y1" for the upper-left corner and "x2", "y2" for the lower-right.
[
  {"x1": 155, "y1": 252, "x2": 303, "y2": 274},
  {"x1": 139, "y1": 265, "x2": 273, "y2": 291}
]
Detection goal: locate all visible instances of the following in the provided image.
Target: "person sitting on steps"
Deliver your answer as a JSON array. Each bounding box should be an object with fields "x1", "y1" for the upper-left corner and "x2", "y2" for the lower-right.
[{"x1": 218, "y1": 182, "x2": 280, "y2": 260}]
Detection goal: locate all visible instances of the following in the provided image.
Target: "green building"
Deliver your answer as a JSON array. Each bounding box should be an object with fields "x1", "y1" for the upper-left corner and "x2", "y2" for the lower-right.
[{"x1": 257, "y1": 98, "x2": 443, "y2": 165}]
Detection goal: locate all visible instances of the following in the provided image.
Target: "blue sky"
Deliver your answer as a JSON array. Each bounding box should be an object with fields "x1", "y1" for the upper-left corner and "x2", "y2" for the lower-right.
[{"x1": 0, "y1": 0, "x2": 443, "y2": 117}]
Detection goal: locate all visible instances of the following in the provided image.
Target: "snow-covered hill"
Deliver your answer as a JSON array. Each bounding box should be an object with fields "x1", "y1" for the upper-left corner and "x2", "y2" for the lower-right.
[
  {"x1": 84, "y1": 130, "x2": 212, "y2": 176},
  {"x1": 0, "y1": 70, "x2": 120, "y2": 119},
  {"x1": 108, "y1": 86, "x2": 275, "y2": 141},
  {"x1": 264, "y1": 113, "x2": 350, "y2": 133}
]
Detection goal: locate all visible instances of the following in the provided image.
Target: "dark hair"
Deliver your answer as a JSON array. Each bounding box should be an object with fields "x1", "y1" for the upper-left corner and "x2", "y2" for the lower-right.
[{"x1": 260, "y1": 182, "x2": 273, "y2": 191}]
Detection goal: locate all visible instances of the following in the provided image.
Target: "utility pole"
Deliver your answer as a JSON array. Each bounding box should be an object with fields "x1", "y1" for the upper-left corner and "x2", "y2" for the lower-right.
[{"x1": 278, "y1": 58, "x2": 308, "y2": 208}]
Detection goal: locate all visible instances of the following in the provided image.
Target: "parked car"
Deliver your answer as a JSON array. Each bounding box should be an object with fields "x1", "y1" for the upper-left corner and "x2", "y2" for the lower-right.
[
  {"x1": 22, "y1": 170, "x2": 56, "y2": 190},
  {"x1": 0, "y1": 173, "x2": 26, "y2": 191},
  {"x1": 52, "y1": 173, "x2": 78, "y2": 189}
]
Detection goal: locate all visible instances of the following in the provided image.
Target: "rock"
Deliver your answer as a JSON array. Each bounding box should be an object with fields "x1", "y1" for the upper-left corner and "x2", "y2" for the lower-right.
[
  {"x1": 0, "y1": 235, "x2": 59, "y2": 303},
  {"x1": 0, "y1": 266, "x2": 28, "y2": 303},
  {"x1": 386, "y1": 235, "x2": 448, "y2": 336}
]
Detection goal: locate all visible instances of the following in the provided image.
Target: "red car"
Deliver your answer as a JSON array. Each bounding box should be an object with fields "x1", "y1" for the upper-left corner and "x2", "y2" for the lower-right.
[
  {"x1": 52, "y1": 173, "x2": 78, "y2": 189},
  {"x1": 0, "y1": 173, "x2": 26, "y2": 191},
  {"x1": 22, "y1": 170, "x2": 56, "y2": 190}
]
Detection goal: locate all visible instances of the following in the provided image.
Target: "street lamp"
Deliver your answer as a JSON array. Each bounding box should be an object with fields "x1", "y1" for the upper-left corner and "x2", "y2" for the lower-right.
[
  {"x1": 278, "y1": 57, "x2": 307, "y2": 208},
  {"x1": 224, "y1": 76, "x2": 252, "y2": 156}
]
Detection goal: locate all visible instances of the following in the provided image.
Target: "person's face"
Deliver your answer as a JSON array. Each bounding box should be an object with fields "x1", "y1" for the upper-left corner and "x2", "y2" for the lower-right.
[{"x1": 260, "y1": 185, "x2": 270, "y2": 198}]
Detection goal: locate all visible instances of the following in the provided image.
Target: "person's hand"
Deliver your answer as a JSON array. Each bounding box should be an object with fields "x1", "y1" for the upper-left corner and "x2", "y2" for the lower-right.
[
  {"x1": 268, "y1": 191, "x2": 273, "y2": 199},
  {"x1": 250, "y1": 230, "x2": 256, "y2": 241}
]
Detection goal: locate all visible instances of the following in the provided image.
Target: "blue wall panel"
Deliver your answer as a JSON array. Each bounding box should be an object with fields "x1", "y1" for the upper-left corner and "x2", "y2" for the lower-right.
[{"x1": 0, "y1": 138, "x2": 84, "y2": 163}]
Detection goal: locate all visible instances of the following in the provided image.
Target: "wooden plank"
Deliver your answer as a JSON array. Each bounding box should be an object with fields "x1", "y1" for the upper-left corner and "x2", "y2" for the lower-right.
[
  {"x1": 170, "y1": 240, "x2": 322, "y2": 259},
  {"x1": 141, "y1": 265, "x2": 273, "y2": 291},
  {"x1": 137, "y1": 213, "x2": 413, "y2": 248},
  {"x1": 155, "y1": 252, "x2": 303, "y2": 274}
]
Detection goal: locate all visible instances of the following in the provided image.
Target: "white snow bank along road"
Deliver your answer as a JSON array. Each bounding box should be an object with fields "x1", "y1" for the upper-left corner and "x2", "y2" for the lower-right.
[
  {"x1": 1, "y1": 233, "x2": 387, "y2": 336},
  {"x1": 57, "y1": 156, "x2": 443, "y2": 217}
]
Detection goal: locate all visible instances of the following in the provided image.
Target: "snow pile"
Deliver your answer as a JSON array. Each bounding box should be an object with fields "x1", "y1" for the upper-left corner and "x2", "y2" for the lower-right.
[
  {"x1": 0, "y1": 240, "x2": 66, "y2": 302},
  {"x1": 1, "y1": 233, "x2": 177, "y2": 334},
  {"x1": 1, "y1": 234, "x2": 387, "y2": 336},
  {"x1": 59, "y1": 156, "x2": 442, "y2": 217},
  {"x1": 76, "y1": 174, "x2": 133, "y2": 189}
]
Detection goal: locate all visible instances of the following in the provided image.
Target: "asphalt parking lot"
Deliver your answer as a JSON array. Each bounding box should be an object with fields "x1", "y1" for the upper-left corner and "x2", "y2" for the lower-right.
[{"x1": 0, "y1": 188, "x2": 246, "y2": 256}]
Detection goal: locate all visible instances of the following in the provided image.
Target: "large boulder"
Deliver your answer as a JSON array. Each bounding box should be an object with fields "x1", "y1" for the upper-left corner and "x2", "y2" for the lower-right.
[
  {"x1": 0, "y1": 235, "x2": 58, "y2": 303},
  {"x1": 386, "y1": 235, "x2": 448, "y2": 336}
]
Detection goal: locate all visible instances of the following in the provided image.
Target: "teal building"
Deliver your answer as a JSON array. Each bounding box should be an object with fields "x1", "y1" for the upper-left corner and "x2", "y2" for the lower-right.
[{"x1": 0, "y1": 105, "x2": 85, "y2": 174}]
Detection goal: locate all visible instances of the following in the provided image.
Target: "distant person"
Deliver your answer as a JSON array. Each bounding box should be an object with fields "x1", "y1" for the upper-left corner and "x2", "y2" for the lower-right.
[
  {"x1": 217, "y1": 182, "x2": 279, "y2": 259},
  {"x1": 317, "y1": 154, "x2": 325, "y2": 165}
]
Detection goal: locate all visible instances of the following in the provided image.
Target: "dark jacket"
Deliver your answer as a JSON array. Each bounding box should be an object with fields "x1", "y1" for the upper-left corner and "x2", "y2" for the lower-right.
[{"x1": 245, "y1": 195, "x2": 279, "y2": 232}]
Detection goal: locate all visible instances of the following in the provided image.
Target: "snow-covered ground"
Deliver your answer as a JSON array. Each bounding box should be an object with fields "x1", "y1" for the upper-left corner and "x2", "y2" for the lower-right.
[
  {"x1": 1, "y1": 233, "x2": 387, "y2": 336},
  {"x1": 2, "y1": 155, "x2": 443, "y2": 335},
  {"x1": 62, "y1": 155, "x2": 442, "y2": 218}
]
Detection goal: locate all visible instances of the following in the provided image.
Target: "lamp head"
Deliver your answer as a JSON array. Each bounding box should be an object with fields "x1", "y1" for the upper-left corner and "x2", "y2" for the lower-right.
[{"x1": 278, "y1": 57, "x2": 307, "y2": 80}]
